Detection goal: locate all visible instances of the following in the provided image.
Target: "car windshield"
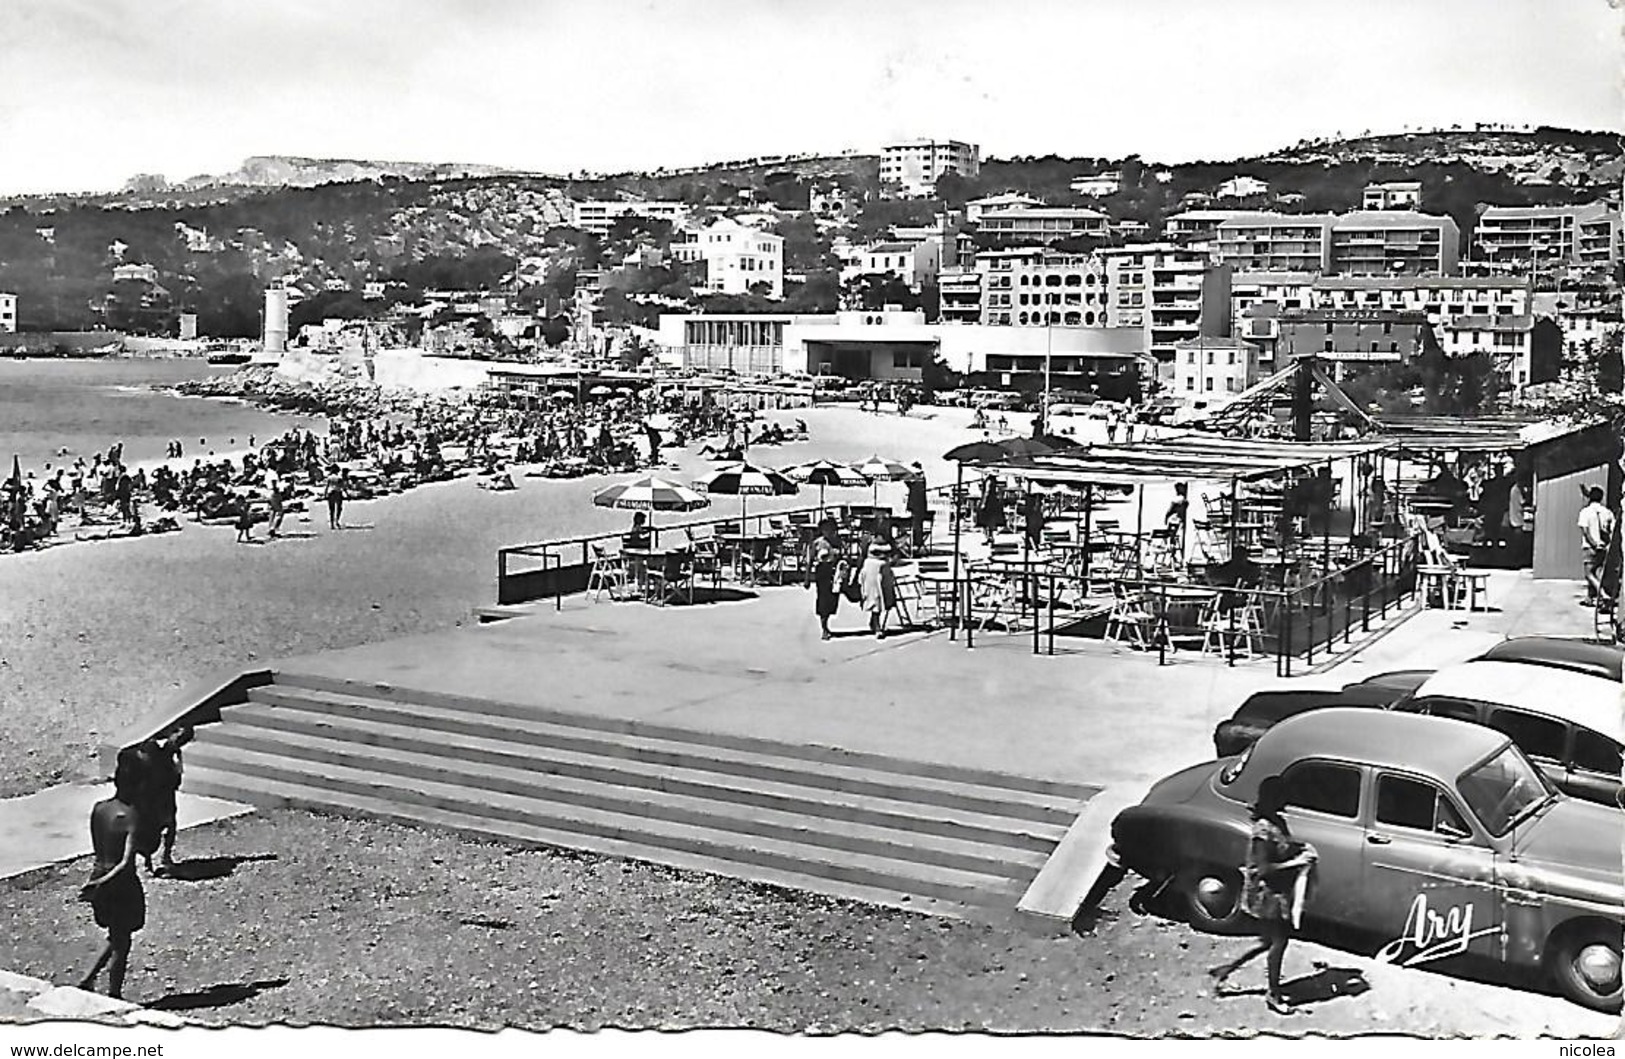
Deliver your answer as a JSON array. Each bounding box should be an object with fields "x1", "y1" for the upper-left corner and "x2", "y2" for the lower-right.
[{"x1": 1456, "y1": 744, "x2": 1554, "y2": 836}]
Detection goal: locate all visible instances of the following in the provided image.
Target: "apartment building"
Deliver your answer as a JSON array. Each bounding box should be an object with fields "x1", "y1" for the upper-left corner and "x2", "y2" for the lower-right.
[
  {"x1": 1276, "y1": 308, "x2": 1433, "y2": 367},
  {"x1": 1557, "y1": 303, "x2": 1622, "y2": 357},
  {"x1": 1327, "y1": 211, "x2": 1460, "y2": 276},
  {"x1": 1474, "y1": 203, "x2": 1621, "y2": 271},
  {"x1": 1172, "y1": 336, "x2": 1260, "y2": 400},
  {"x1": 964, "y1": 192, "x2": 1043, "y2": 223},
  {"x1": 571, "y1": 199, "x2": 688, "y2": 237},
  {"x1": 1164, "y1": 210, "x2": 1244, "y2": 246},
  {"x1": 972, "y1": 248, "x2": 1110, "y2": 327},
  {"x1": 880, "y1": 139, "x2": 980, "y2": 198},
  {"x1": 1310, "y1": 275, "x2": 1530, "y2": 323},
  {"x1": 671, "y1": 218, "x2": 784, "y2": 298},
  {"x1": 937, "y1": 267, "x2": 983, "y2": 324},
  {"x1": 1437, "y1": 314, "x2": 1540, "y2": 385},
  {"x1": 840, "y1": 239, "x2": 941, "y2": 291},
  {"x1": 975, "y1": 206, "x2": 1109, "y2": 247},
  {"x1": 1100, "y1": 244, "x2": 1232, "y2": 376},
  {"x1": 1362, "y1": 181, "x2": 1423, "y2": 210},
  {"x1": 1214, "y1": 213, "x2": 1336, "y2": 272},
  {"x1": 1217, "y1": 176, "x2": 1270, "y2": 200},
  {"x1": 0, "y1": 292, "x2": 15, "y2": 334}
]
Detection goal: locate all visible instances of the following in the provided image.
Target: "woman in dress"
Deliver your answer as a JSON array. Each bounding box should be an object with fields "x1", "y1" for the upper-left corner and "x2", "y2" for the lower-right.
[
  {"x1": 857, "y1": 540, "x2": 899, "y2": 639},
  {"x1": 1208, "y1": 775, "x2": 1317, "y2": 1015},
  {"x1": 805, "y1": 517, "x2": 846, "y2": 640}
]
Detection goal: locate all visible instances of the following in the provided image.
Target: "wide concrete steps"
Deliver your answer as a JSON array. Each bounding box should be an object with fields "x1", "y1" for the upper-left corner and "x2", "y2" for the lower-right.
[{"x1": 184, "y1": 674, "x2": 1096, "y2": 919}]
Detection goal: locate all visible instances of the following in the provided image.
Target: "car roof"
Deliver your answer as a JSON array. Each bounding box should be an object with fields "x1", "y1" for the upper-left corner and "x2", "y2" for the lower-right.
[
  {"x1": 1245, "y1": 708, "x2": 1509, "y2": 788},
  {"x1": 1413, "y1": 661, "x2": 1621, "y2": 740},
  {"x1": 1475, "y1": 636, "x2": 1623, "y2": 682}
]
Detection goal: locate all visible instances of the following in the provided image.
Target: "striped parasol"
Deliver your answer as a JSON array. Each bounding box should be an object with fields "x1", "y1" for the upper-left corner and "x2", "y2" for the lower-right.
[
  {"x1": 693, "y1": 461, "x2": 799, "y2": 523},
  {"x1": 592, "y1": 475, "x2": 710, "y2": 513},
  {"x1": 850, "y1": 454, "x2": 916, "y2": 507},
  {"x1": 783, "y1": 459, "x2": 866, "y2": 515}
]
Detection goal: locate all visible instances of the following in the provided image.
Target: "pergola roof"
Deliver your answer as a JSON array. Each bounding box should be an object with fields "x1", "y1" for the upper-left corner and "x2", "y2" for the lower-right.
[
  {"x1": 970, "y1": 432, "x2": 1391, "y2": 486},
  {"x1": 1373, "y1": 415, "x2": 1592, "y2": 453}
]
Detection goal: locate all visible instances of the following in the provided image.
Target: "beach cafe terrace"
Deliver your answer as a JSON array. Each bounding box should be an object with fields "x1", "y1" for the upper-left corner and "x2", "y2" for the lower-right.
[{"x1": 491, "y1": 428, "x2": 1469, "y2": 677}]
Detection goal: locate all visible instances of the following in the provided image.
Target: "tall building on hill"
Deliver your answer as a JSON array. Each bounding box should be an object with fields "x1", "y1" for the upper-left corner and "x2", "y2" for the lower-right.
[
  {"x1": 571, "y1": 199, "x2": 688, "y2": 237},
  {"x1": 1362, "y1": 181, "x2": 1423, "y2": 210},
  {"x1": 1473, "y1": 203, "x2": 1620, "y2": 273},
  {"x1": 880, "y1": 139, "x2": 980, "y2": 198}
]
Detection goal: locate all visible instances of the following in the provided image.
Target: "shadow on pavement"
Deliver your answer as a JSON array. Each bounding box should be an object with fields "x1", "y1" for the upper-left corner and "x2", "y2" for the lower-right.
[
  {"x1": 146, "y1": 978, "x2": 290, "y2": 1012},
  {"x1": 160, "y1": 852, "x2": 279, "y2": 882}
]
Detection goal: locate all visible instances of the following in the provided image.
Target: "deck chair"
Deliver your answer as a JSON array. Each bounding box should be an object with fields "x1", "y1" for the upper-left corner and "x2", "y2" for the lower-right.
[
  {"x1": 587, "y1": 543, "x2": 628, "y2": 602},
  {"x1": 1103, "y1": 582, "x2": 1157, "y2": 649}
]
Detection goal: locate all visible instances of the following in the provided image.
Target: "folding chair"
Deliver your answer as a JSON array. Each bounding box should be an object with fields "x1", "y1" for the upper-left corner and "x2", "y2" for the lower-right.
[
  {"x1": 1103, "y1": 582, "x2": 1157, "y2": 648},
  {"x1": 587, "y1": 543, "x2": 628, "y2": 602}
]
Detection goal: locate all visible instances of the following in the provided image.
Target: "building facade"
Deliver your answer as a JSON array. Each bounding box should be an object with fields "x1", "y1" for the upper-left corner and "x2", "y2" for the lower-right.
[
  {"x1": 1362, "y1": 181, "x2": 1423, "y2": 210},
  {"x1": 1275, "y1": 308, "x2": 1433, "y2": 368},
  {"x1": 1172, "y1": 336, "x2": 1260, "y2": 400},
  {"x1": 937, "y1": 267, "x2": 983, "y2": 324},
  {"x1": 1215, "y1": 213, "x2": 1337, "y2": 272},
  {"x1": 1326, "y1": 211, "x2": 1460, "y2": 276},
  {"x1": 1100, "y1": 244, "x2": 1232, "y2": 377},
  {"x1": 971, "y1": 249, "x2": 1110, "y2": 328},
  {"x1": 671, "y1": 218, "x2": 784, "y2": 298},
  {"x1": 571, "y1": 199, "x2": 688, "y2": 237},
  {"x1": 880, "y1": 139, "x2": 980, "y2": 197},
  {"x1": 963, "y1": 192, "x2": 1044, "y2": 223},
  {"x1": 1070, "y1": 172, "x2": 1122, "y2": 198},
  {"x1": 974, "y1": 206, "x2": 1109, "y2": 247},
  {"x1": 840, "y1": 239, "x2": 941, "y2": 291},
  {"x1": 0, "y1": 292, "x2": 15, "y2": 334},
  {"x1": 1473, "y1": 203, "x2": 1621, "y2": 272}
]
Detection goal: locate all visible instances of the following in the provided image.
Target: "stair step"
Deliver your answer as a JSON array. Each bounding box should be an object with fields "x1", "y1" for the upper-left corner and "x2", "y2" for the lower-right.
[
  {"x1": 191, "y1": 727, "x2": 1050, "y2": 879},
  {"x1": 270, "y1": 670, "x2": 1095, "y2": 802},
  {"x1": 220, "y1": 700, "x2": 1066, "y2": 853},
  {"x1": 185, "y1": 765, "x2": 986, "y2": 920},
  {"x1": 243, "y1": 685, "x2": 1086, "y2": 825},
  {"x1": 185, "y1": 748, "x2": 1030, "y2": 908}
]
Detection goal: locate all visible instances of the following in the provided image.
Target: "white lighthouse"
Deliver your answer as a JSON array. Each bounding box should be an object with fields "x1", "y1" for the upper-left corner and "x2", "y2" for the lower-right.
[{"x1": 262, "y1": 286, "x2": 289, "y2": 358}]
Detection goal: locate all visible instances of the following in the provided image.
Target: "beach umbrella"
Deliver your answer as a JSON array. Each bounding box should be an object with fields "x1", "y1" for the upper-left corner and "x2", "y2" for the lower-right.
[
  {"x1": 548, "y1": 391, "x2": 574, "y2": 402},
  {"x1": 850, "y1": 454, "x2": 914, "y2": 509},
  {"x1": 593, "y1": 474, "x2": 710, "y2": 539},
  {"x1": 693, "y1": 461, "x2": 798, "y2": 526},
  {"x1": 784, "y1": 458, "x2": 866, "y2": 515},
  {"x1": 588, "y1": 385, "x2": 614, "y2": 397}
]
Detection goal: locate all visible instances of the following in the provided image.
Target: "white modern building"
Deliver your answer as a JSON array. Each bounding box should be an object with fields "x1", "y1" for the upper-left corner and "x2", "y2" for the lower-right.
[
  {"x1": 1099, "y1": 244, "x2": 1233, "y2": 375},
  {"x1": 1214, "y1": 213, "x2": 1337, "y2": 272},
  {"x1": 880, "y1": 139, "x2": 980, "y2": 198},
  {"x1": 1326, "y1": 211, "x2": 1460, "y2": 276},
  {"x1": 655, "y1": 310, "x2": 1145, "y2": 392},
  {"x1": 0, "y1": 292, "x2": 15, "y2": 334},
  {"x1": 840, "y1": 239, "x2": 941, "y2": 291},
  {"x1": 671, "y1": 218, "x2": 784, "y2": 299},
  {"x1": 571, "y1": 199, "x2": 688, "y2": 237},
  {"x1": 1362, "y1": 181, "x2": 1424, "y2": 210},
  {"x1": 1070, "y1": 172, "x2": 1122, "y2": 198},
  {"x1": 1473, "y1": 203, "x2": 1621, "y2": 272},
  {"x1": 964, "y1": 192, "x2": 1044, "y2": 223},
  {"x1": 1216, "y1": 176, "x2": 1270, "y2": 200},
  {"x1": 970, "y1": 248, "x2": 1110, "y2": 328},
  {"x1": 975, "y1": 206, "x2": 1109, "y2": 246}
]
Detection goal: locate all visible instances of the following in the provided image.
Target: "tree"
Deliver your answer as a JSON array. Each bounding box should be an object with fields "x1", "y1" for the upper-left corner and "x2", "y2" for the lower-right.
[
  {"x1": 782, "y1": 270, "x2": 839, "y2": 313},
  {"x1": 934, "y1": 171, "x2": 972, "y2": 210},
  {"x1": 842, "y1": 273, "x2": 919, "y2": 311}
]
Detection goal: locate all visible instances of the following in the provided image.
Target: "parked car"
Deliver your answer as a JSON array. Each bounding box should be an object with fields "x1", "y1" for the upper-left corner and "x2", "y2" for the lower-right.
[
  {"x1": 1392, "y1": 661, "x2": 1623, "y2": 808},
  {"x1": 1338, "y1": 669, "x2": 1434, "y2": 706},
  {"x1": 1112, "y1": 709, "x2": 1624, "y2": 1011},
  {"x1": 1474, "y1": 636, "x2": 1623, "y2": 682},
  {"x1": 1212, "y1": 690, "x2": 1354, "y2": 757}
]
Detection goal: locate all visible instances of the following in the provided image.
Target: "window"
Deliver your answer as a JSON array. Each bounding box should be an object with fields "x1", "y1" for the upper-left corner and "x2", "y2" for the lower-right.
[
  {"x1": 1571, "y1": 730, "x2": 1622, "y2": 777},
  {"x1": 1227, "y1": 350, "x2": 1236, "y2": 365},
  {"x1": 1280, "y1": 762, "x2": 1362, "y2": 818},
  {"x1": 1376, "y1": 775, "x2": 1469, "y2": 835},
  {"x1": 1206, "y1": 351, "x2": 1214, "y2": 365},
  {"x1": 1226, "y1": 377, "x2": 1238, "y2": 392},
  {"x1": 1185, "y1": 377, "x2": 1195, "y2": 391},
  {"x1": 1487, "y1": 708, "x2": 1567, "y2": 764},
  {"x1": 1204, "y1": 377, "x2": 1214, "y2": 392}
]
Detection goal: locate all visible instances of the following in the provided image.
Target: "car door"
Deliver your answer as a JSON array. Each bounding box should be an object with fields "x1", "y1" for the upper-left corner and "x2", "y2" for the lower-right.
[
  {"x1": 1276, "y1": 760, "x2": 1368, "y2": 925},
  {"x1": 1483, "y1": 707, "x2": 1570, "y2": 800},
  {"x1": 1363, "y1": 771, "x2": 1505, "y2": 968},
  {"x1": 1564, "y1": 727, "x2": 1625, "y2": 808}
]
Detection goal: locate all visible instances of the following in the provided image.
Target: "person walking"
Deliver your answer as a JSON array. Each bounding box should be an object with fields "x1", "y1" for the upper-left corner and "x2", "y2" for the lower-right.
[
  {"x1": 1208, "y1": 775, "x2": 1317, "y2": 1015},
  {"x1": 975, "y1": 475, "x2": 1005, "y2": 546},
  {"x1": 78, "y1": 748, "x2": 146, "y2": 999},
  {"x1": 1578, "y1": 485, "x2": 1616, "y2": 607},
  {"x1": 325, "y1": 468, "x2": 346, "y2": 529},
  {"x1": 804, "y1": 517, "x2": 847, "y2": 640},
  {"x1": 266, "y1": 480, "x2": 285, "y2": 538},
  {"x1": 133, "y1": 727, "x2": 193, "y2": 875},
  {"x1": 857, "y1": 540, "x2": 899, "y2": 639},
  {"x1": 905, "y1": 463, "x2": 929, "y2": 554}
]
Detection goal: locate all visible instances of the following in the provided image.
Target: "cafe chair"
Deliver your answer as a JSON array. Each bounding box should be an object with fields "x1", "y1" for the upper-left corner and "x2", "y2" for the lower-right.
[
  {"x1": 645, "y1": 550, "x2": 693, "y2": 607},
  {"x1": 1201, "y1": 594, "x2": 1267, "y2": 660},
  {"x1": 587, "y1": 543, "x2": 629, "y2": 602},
  {"x1": 1104, "y1": 582, "x2": 1157, "y2": 649},
  {"x1": 685, "y1": 531, "x2": 724, "y2": 592}
]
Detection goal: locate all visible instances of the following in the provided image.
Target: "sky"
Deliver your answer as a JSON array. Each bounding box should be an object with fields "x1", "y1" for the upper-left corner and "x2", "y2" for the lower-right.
[{"x1": 2, "y1": 0, "x2": 1620, "y2": 195}]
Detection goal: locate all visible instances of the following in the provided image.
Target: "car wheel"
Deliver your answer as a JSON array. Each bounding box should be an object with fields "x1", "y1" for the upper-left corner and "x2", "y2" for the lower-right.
[
  {"x1": 1550, "y1": 924, "x2": 1623, "y2": 1013},
  {"x1": 1176, "y1": 866, "x2": 1250, "y2": 934}
]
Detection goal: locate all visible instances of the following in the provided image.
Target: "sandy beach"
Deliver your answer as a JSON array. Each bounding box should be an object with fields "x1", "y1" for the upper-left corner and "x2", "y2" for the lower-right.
[{"x1": 0, "y1": 404, "x2": 1167, "y2": 797}]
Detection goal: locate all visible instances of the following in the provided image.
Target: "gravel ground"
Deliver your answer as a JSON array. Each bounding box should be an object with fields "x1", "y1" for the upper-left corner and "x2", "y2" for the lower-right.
[{"x1": 2, "y1": 809, "x2": 1601, "y2": 1036}]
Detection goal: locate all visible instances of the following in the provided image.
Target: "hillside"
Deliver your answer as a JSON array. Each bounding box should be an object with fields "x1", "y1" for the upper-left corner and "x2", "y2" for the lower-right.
[{"x1": 0, "y1": 128, "x2": 1615, "y2": 337}]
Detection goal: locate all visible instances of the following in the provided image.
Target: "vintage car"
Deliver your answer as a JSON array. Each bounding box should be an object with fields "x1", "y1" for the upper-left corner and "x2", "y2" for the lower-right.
[
  {"x1": 1112, "y1": 709, "x2": 1624, "y2": 1011},
  {"x1": 1473, "y1": 636, "x2": 1623, "y2": 682},
  {"x1": 1393, "y1": 661, "x2": 1623, "y2": 808},
  {"x1": 1213, "y1": 690, "x2": 1353, "y2": 757}
]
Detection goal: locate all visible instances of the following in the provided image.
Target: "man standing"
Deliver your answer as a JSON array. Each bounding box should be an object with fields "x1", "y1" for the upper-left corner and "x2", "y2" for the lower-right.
[
  {"x1": 1578, "y1": 485, "x2": 1616, "y2": 607},
  {"x1": 906, "y1": 463, "x2": 929, "y2": 554},
  {"x1": 79, "y1": 748, "x2": 145, "y2": 999}
]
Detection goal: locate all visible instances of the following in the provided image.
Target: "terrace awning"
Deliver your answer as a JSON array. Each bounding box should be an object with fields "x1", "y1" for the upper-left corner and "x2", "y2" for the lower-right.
[{"x1": 968, "y1": 432, "x2": 1392, "y2": 486}]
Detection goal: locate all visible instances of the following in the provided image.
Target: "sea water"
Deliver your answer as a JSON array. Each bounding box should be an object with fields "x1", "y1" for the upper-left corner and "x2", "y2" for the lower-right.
[{"x1": 0, "y1": 358, "x2": 321, "y2": 471}]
